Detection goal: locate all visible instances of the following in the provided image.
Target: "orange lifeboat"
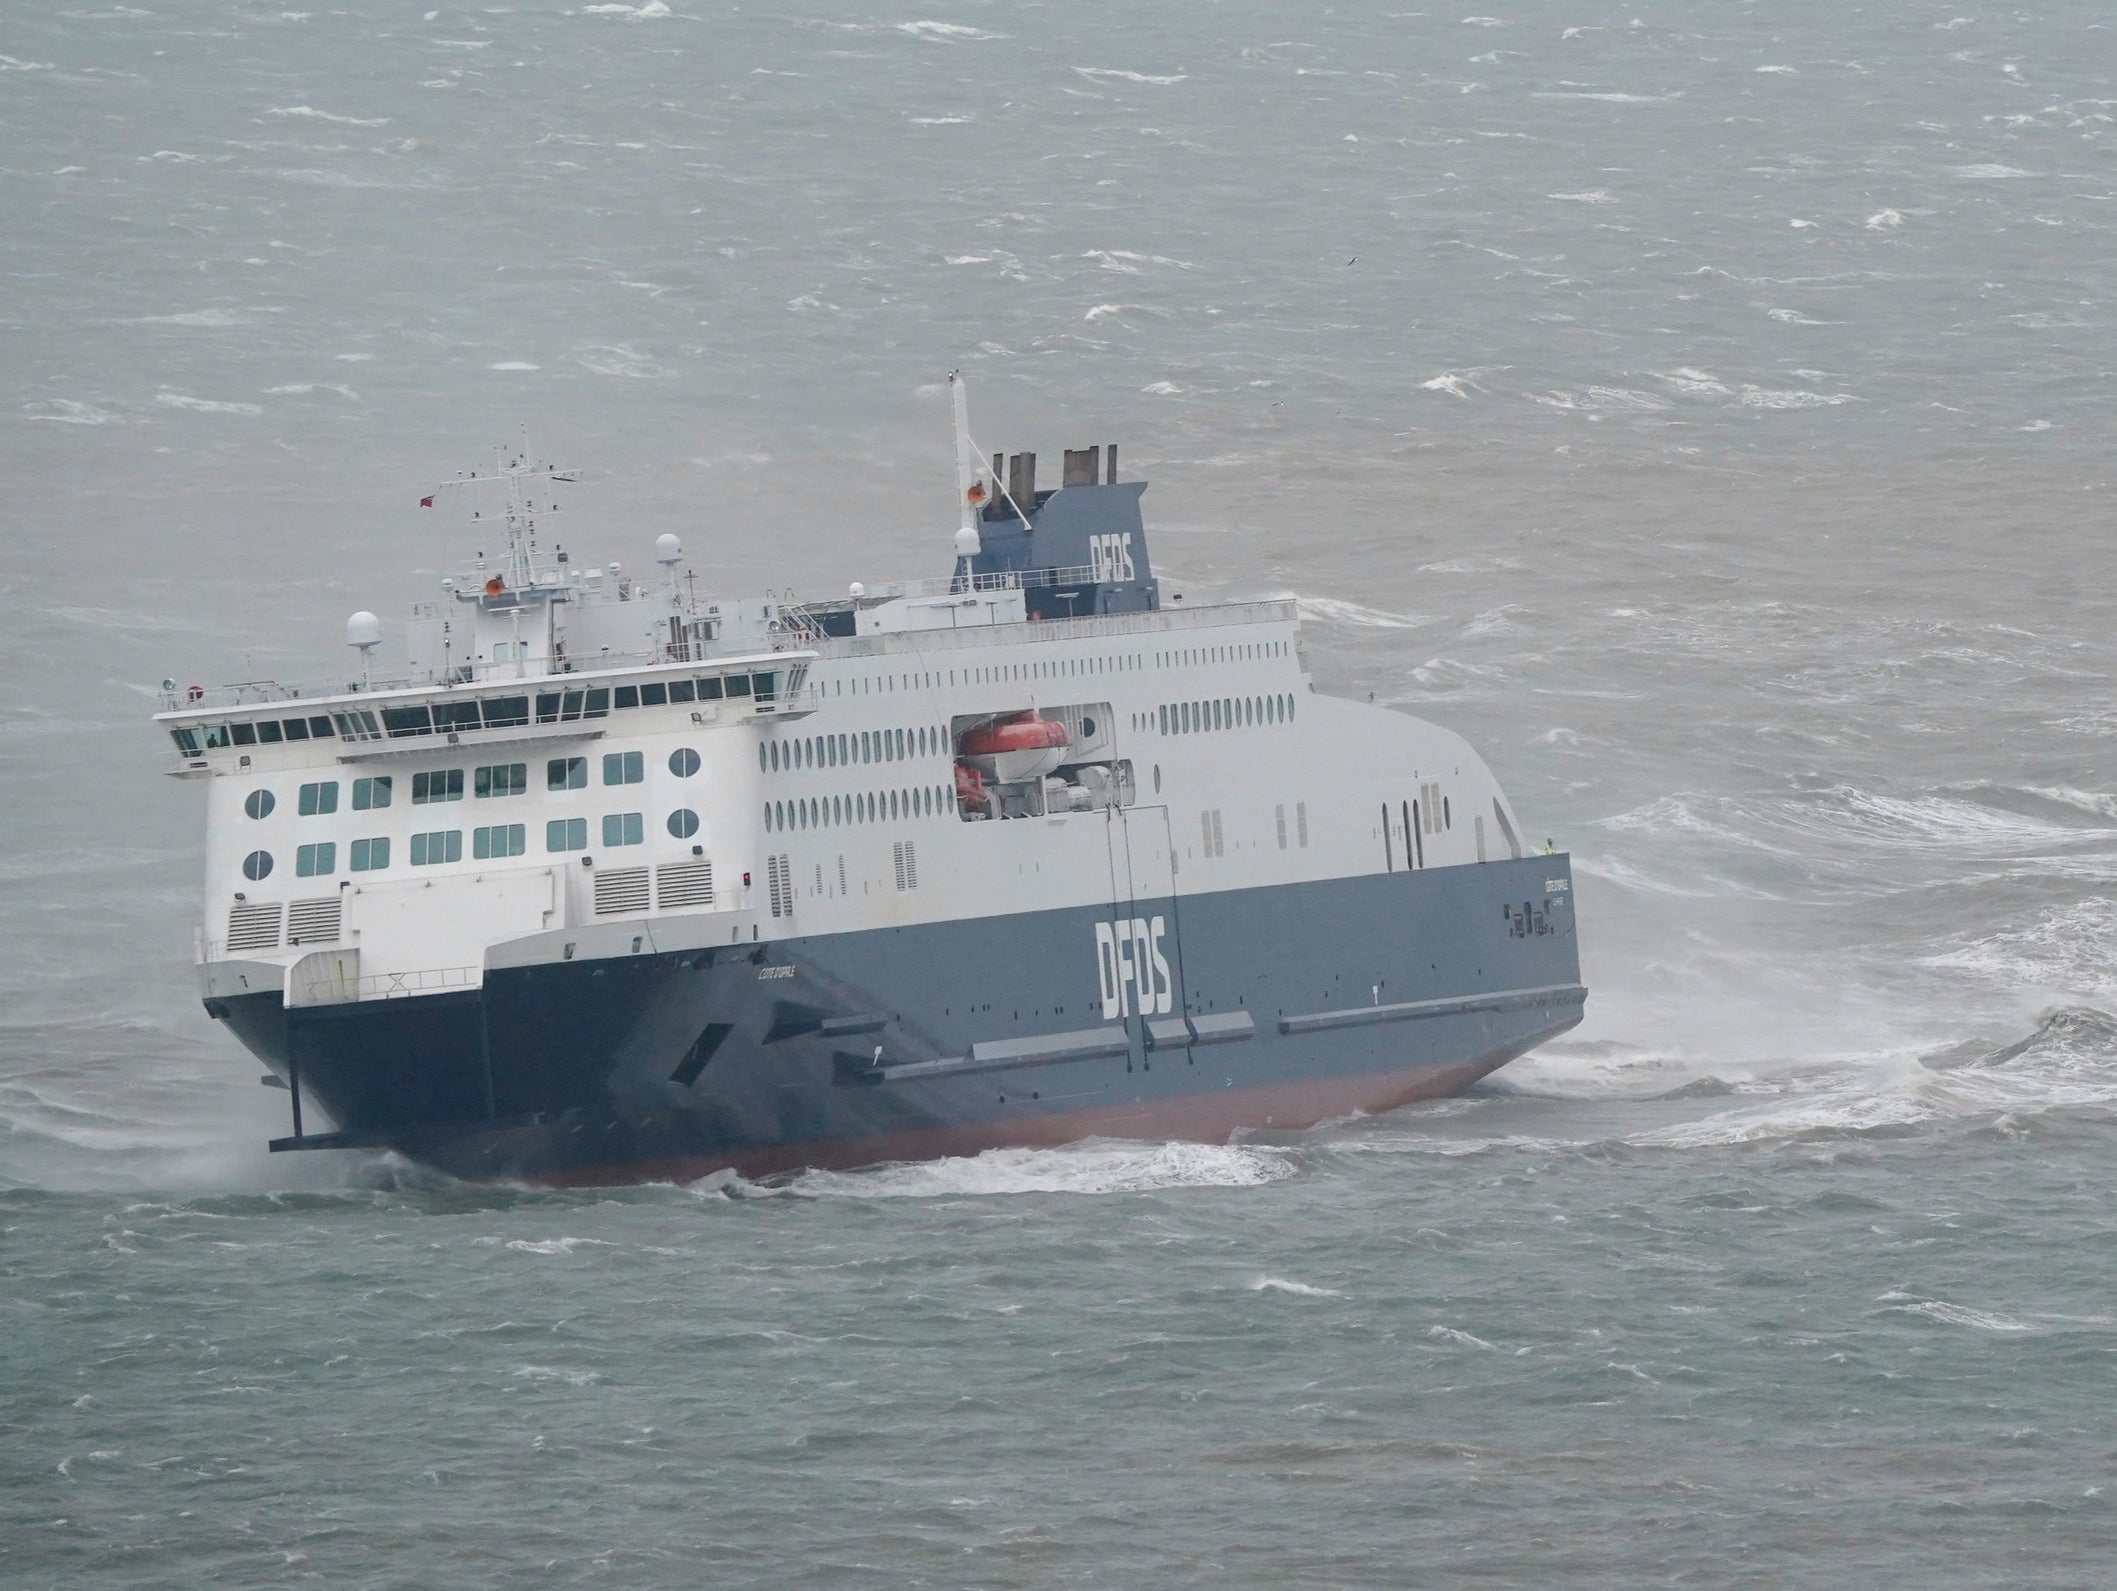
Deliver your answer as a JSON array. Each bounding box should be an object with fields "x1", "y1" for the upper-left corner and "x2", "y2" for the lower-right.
[
  {"x1": 958, "y1": 713, "x2": 1069, "y2": 757},
  {"x1": 957, "y1": 712, "x2": 1070, "y2": 786}
]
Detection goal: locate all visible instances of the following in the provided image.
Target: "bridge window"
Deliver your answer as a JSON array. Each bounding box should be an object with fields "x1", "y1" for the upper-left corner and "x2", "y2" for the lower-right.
[
  {"x1": 475, "y1": 762, "x2": 527, "y2": 799},
  {"x1": 412, "y1": 770, "x2": 463, "y2": 804}
]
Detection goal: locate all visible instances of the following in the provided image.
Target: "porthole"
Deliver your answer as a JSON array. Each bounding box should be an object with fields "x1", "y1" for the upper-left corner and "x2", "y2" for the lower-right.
[
  {"x1": 243, "y1": 789, "x2": 275, "y2": 821},
  {"x1": 1081, "y1": 716, "x2": 1097, "y2": 739},
  {"x1": 668, "y1": 808, "x2": 699, "y2": 839},
  {"x1": 670, "y1": 746, "x2": 701, "y2": 778},
  {"x1": 1153, "y1": 764, "x2": 1162, "y2": 794},
  {"x1": 241, "y1": 849, "x2": 273, "y2": 881}
]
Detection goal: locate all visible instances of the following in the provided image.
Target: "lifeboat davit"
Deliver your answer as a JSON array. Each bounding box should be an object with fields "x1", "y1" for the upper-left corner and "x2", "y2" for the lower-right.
[{"x1": 957, "y1": 712, "x2": 1070, "y2": 784}]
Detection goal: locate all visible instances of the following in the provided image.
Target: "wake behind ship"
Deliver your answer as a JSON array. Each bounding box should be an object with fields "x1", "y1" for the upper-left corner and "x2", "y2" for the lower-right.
[{"x1": 154, "y1": 379, "x2": 1585, "y2": 1185}]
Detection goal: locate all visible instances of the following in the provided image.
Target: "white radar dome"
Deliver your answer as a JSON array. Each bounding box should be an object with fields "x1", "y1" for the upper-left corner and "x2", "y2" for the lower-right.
[
  {"x1": 654, "y1": 533, "x2": 682, "y2": 566},
  {"x1": 849, "y1": 581, "x2": 866, "y2": 599},
  {"x1": 953, "y1": 525, "x2": 981, "y2": 558},
  {"x1": 345, "y1": 611, "x2": 382, "y2": 650}
]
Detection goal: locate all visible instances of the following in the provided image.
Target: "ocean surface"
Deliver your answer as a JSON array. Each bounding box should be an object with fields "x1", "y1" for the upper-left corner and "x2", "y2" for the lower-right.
[{"x1": 4, "y1": 1, "x2": 2115, "y2": 1583}]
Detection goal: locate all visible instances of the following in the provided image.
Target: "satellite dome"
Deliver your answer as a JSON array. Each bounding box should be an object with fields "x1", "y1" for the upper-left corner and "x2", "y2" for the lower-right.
[
  {"x1": 654, "y1": 533, "x2": 682, "y2": 566},
  {"x1": 345, "y1": 611, "x2": 382, "y2": 650},
  {"x1": 953, "y1": 525, "x2": 981, "y2": 558}
]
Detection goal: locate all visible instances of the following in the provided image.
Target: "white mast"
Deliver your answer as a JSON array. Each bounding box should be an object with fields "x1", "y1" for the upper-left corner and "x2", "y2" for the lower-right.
[{"x1": 948, "y1": 371, "x2": 984, "y2": 567}]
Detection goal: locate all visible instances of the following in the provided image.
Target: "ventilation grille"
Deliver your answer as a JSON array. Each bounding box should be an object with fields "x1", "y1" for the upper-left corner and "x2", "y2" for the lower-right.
[
  {"x1": 892, "y1": 840, "x2": 918, "y2": 892},
  {"x1": 226, "y1": 901, "x2": 283, "y2": 953},
  {"x1": 286, "y1": 896, "x2": 342, "y2": 946},
  {"x1": 655, "y1": 860, "x2": 715, "y2": 910},
  {"x1": 767, "y1": 854, "x2": 791, "y2": 918},
  {"x1": 593, "y1": 866, "x2": 650, "y2": 917}
]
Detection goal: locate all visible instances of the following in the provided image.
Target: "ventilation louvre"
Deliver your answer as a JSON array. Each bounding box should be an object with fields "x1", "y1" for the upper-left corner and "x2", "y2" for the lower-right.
[
  {"x1": 892, "y1": 840, "x2": 918, "y2": 892},
  {"x1": 225, "y1": 901, "x2": 283, "y2": 953},
  {"x1": 286, "y1": 896, "x2": 342, "y2": 946},
  {"x1": 593, "y1": 866, "x2": 650, "y2": 916},
  {"x1": 767, "y1": 854, "x2": 791, "y2": 918},
  {"x1": 655, "y1": 860, "x2": 715, "y2": 910}
]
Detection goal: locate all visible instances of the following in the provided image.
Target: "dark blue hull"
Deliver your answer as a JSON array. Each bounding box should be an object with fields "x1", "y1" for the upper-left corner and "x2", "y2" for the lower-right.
[{"x1": 217, "y1": 855, "x2": 1584, "y2": 1185}]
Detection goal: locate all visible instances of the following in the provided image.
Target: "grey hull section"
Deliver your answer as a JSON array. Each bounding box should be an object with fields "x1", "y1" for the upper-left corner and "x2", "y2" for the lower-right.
[{"x1": 217, "y1": 854, "x2": 1585, "y2": 1184}]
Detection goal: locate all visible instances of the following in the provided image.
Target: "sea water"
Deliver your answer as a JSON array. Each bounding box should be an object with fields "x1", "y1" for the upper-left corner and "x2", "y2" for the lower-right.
[{"x1": 3, "y1": 2, "x2": 2114, "y2": 1584}]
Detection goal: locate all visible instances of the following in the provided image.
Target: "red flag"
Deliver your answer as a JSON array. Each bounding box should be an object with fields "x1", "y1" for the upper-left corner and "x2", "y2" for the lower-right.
[{"x1": 419, "y1": 495, "x2": 435, "y2": 508}]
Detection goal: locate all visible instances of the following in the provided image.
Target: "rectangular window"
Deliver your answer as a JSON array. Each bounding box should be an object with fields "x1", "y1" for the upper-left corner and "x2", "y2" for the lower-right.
[
  {"x1": 602, "y1": 750, "x2": 644, "y2": 786},
  {"x1": 584, "y1": 688, "x2": 609, "y2": 718},
  {"x1": 548, "y1": 757, "x2": 586, "y2": 791},
  {"x1": 295, "y1": 841, "x2": 336, "y2": 877},
  {"x1": 410, "y1": 829, "x2": 462, "y2": 866},
  {"x1": 614, "y1": 685, "x2": 640, "y2": 709},
  {"x1": 412, "y1": 769, "x2": 463, "y2": 804},
  {"x1": 1297, "y1": 801, "x2": 1309, "y2": 848},
  {"x1": 1276, "y1": 804, "x2": 1288, "y2": 850},
  {"x1": 473, "y1": 823, "x2": 527, "y2": 860},
  {"x1": 169, "y1": 727, "x2": 201, "y2": 756},
  {"x1": 602, "y1": 812, "x2": 645, "y2": 847},
  {"x1": 352, "y1": 776, "x2": 392, "y2": 811},
  {"x1": 474, "y1": 762, "x2": 527, "y2": 799},
  {"x1": 350, "y1": 837, "x2": 390, "y2": 872},
  {"x1": 381, "y1": 705, "x2": 433, "y2": 738},
  {"x1": 309, "y1": 716, "x2": 334, "y2": 739},
  {"x1": 481, "y1": 696, "x2": 529, "y2": 729},
  {"x1": 639, "y1": 682, "x2": 667, "y2": 707},
  {"x1": 668, "y1": 679, "x2": 695, "y2": 703},
  {"x1": 546, "y1": 817, "x2": 588, "y2": 853},
  {"x1": 724, "y1": 674, "x2": 751, "y2": 698},
  {"x1": 298, "y1": 781, "x2": 339, "y2": 816},
  {"x1": 230, "y1": 722, "x2": 257, "y2": 746},
  {"x1": 696, "y1": 676, "x2": 723, "y2": 701}
]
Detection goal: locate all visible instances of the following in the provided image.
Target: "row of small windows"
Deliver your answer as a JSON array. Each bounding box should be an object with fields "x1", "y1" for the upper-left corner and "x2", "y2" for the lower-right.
[
  {"x1": 1157, "y1": 694, "x2": 1294, "y2": 736},
  {"x1": 767, "y1": 787, "x2": 947, "y2": 831},
  {"x1": 765, "y1": 726, "x2": 937, "y2": 774},
  {"x1": 175, "y1": 667, "x2": 795, "y2": 757},
  {"x1": 236, "y1": 811, "x2": 700, "y2": 879},
  {"x1": 241, "y1": 753, "x2": 699, "y2": 822}
]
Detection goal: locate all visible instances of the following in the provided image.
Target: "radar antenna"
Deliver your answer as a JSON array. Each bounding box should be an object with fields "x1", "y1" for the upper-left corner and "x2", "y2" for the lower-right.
[
  {"x1": 422, "y1": 438, "x2": 580, "y2": 593},
  {"x1": 948, "y1": 372, "x2": 986, "y2": 582}
]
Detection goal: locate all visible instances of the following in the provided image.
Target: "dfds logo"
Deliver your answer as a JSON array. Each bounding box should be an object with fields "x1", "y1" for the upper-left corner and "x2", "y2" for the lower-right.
[
  {"x1": 1095, "y1": 916, "x2": 1173, "y2": 1019},
  {"x1": 1089, "y1": 532, "x2": 1136, "y2": 584}
]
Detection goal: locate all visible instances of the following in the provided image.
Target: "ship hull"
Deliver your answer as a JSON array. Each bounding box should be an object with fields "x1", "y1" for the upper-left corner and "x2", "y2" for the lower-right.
[{"x1": 216, "y1": 854, "x2": 1584, "y2": 1185}]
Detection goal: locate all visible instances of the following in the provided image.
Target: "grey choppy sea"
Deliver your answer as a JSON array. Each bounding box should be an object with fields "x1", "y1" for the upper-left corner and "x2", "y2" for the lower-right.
[{"x1": 4, "y1": 2, "x2": 2115, "y2": 1584}]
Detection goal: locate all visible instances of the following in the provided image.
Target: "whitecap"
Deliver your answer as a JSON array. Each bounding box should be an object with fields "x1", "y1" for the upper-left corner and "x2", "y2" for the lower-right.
[
  {"x1": 1421, "y1": 372, "x2": 1474, "y2": 397},
  {"x1": 1547, "y1": 189, "x2": 1617, "y2": 203},
  {"x1": 1953, "y1": 163, "x2": 2033, "y2": 179},
  {"x1": 22, "y1": 399, "x2": 122, "y2": 425},
  {"x1": 1891, "y1": 1299, "x2": 2034, "y2": 1332},
  {"x1": 573, "y1": 344, "x2": 670, "y2": 379},
  {"x1": 263, "y1": 106, "x2": 390, "y2": 126},
  {"x1": 502, "y1": 1236, "x2": 613, "y2": 1255},
  {"x1": 136, "y1": 308, "x2": 250, "y2": 327},
  {"x1": 1426, "y1": 1325, "x2": 1498, "y2": 1348},
  {"x1": 1293, "y1": 594, "x2": 1429, "y2": 630},
  {"x1": 487, "y1": 361, "x2": 540, "y2": 370},
  {"x1": 1074, "y1": 67, "x2": 1188, "y2": 85},
  {"x1": 511, "y1": 1364, "x2": 604, "y2": 1383},
  {"x1": 1250, "y1": 1276, "x2": 1342, "y2": 1297},
  {"x1": 1755, "y1": 64, "x2": 1796, "y2": 74},
  {"x1": 1140, "y1": 380, "x2": 1183, "y2": 395},
  {"x1": 1865, "y1": 208, "x2": 1905, "y2": 230},
  {"x1": 737, "y1": 1139, "x2": 1293, "y2": 1199},
  {"x1": 1736, "y1": 386, "x2": 1855, "y2": 408},
  {"x1": 155, "y1": 392, "x2": 262, "y2": 415},
  {"x1": 897, "y1": 21, "x2": 1001, "y2": 42}
]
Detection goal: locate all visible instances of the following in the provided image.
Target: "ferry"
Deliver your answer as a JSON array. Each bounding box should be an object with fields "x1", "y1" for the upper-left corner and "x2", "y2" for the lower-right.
[{"x1": 154, "y1": 377, "x2": 1585, "y2": 1184}]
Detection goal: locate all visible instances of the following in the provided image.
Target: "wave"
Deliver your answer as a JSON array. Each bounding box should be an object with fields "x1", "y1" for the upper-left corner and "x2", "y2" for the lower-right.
[
  {"x1": 1293, "y1": 594, "x2": 1432, "y2": 630},
  {"x1": 718, "y1": 1139, "x2": 1294, "y2": 1199}
]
